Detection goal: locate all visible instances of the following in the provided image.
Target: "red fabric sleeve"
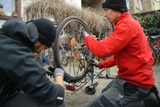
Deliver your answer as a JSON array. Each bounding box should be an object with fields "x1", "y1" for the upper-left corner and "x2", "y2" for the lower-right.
[
  {"x1": 84, "y1": 21, "x2": 132, "y2": 59},
  {"x1": 98, "y1": 56, "x2": 116, "y2": 69}
]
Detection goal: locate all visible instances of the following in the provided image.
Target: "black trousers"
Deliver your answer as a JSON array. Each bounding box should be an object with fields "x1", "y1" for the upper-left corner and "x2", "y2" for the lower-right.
[
  {"x1": 0, "y1": 92, "x2": 65, "y2": 107},
  {"x1": 87, "y1": 76, "x2": 159, "y2": 107}
]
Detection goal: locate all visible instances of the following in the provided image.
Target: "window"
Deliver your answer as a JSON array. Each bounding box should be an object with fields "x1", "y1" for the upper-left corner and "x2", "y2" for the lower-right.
[
  {"x1": 155, "y1": 0, "x2": 160, "y2": 2},
  {"x1": 0, "y1": 0, "x2": 21, "y2": 19},
  {"x1": 126, "y1": 0, "x2": 130, "y2": 10},
  {"x1": 136, "y1": 0, "x2": 143, "y2": 11}
]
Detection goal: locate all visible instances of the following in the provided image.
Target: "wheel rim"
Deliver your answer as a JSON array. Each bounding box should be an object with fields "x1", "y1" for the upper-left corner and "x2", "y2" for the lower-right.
[{"x1": 53, "y1": 16, "x2": 91, "y2": 83}]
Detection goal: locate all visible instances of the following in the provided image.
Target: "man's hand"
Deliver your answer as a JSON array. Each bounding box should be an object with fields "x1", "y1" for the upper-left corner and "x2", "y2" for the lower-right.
[
  {"x1": 43, "y1": 65, "x2": 54, "y2": 75},
  {"x1": 82, "y1": 30, "x2": 98, "y2": 40},
  {"x1": 54, "y1": 68, "x2": 65, "y2": 88},
  {"x1": 90, "y1": 59, "x2": 99, "y2": 67},
  {"x1": 54, "y1": 68, "x2": 64, "y2": 77},
  {"x1": 43, "y1": 65, "x2": 64, "y2": 77}
]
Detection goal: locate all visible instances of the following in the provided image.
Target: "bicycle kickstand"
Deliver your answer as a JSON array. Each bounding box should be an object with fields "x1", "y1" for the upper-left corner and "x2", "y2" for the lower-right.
[{"x1": 85, "y1": 65, "x2": 98, "y2": 95}]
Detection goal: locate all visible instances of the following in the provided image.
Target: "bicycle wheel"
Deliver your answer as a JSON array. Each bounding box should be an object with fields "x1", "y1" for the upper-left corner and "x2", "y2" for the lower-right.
[
  {"x1": 150, "y1": 38, "x2": 159, "y2": 47},
  {"x1": 150, "y1": 38, "x2": 160, "y2": 64},
  {"x1": 151, "y1": 47, "x2": 157, "y2": 66},
  {"x1": 53, "y1": 16, "x2": 92, "y2": 83},
  {"x1": 97, "y1": 20, "x2": 114, "y2": 40},
  {"x1": 94, "y1": 20, "x2": 115, "y2": 78}
]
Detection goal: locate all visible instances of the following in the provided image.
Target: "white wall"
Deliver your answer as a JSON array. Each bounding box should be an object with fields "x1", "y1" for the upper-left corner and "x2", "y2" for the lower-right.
[{"x1": 126, "y1": 0, "x2": 130, "y2": 10}]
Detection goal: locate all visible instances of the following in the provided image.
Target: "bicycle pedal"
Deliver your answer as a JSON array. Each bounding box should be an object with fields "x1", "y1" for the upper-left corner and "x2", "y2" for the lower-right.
[
  {"x1": 84, "y1": 82, "x2": 98, "y2": 95},
  {"x1": 85, "y1": 86, "x2": 96, "y2": 95}
]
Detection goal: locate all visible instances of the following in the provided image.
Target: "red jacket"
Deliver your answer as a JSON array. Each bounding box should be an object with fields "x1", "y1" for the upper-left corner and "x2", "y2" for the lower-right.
[{"x1": 84, "y1": 12, "x2": 155, "y2": 89}]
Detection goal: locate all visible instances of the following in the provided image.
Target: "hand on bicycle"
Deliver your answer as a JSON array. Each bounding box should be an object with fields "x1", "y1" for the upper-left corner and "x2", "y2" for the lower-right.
[
  {"x1": 82, "y1": 30, "x2": 98, "y2": 40},
  {"x1": 53, "y1": 68, "x2": 64, "y2": 77},
  {"x1": 43, "y1": 65, "x2": 64, "y2": 77},
  {"x1": 82, "y1": 30, "x2": 90, "y2": 38},
  {"x1": 43, "y1": 65, "x2": 54, "y2": 75},
  {"x1": 90, "y1": 59, "x2": 99, "y2": 67}
]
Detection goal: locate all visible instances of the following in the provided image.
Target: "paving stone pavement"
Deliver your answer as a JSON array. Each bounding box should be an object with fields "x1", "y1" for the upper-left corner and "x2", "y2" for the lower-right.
[
  {"x1": 63, "y1": 66, "x2": 118, "y2": 107},
  {"x1": 64, "y1": 79, "x2": 112, "y2": 107},
  {"x1": 49, "y1": 63, "x2": 160, "y2": 107}
]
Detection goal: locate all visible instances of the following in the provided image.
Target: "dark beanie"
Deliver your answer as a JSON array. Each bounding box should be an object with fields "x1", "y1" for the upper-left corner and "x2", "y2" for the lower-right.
[
  {"x1": 102, "y1": 0, "x2": 128, "y2": 12},
  {"x1": 32, "y1": 18, "x2": 56, "y2": 47}
]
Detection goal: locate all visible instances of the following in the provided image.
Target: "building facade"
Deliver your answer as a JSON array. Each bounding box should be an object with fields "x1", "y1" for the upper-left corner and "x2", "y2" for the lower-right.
[
  {"x1": 129, "y1": 0, "x2": 155, "y2": 13},
  {"x1": 82, "y1": 0, "x2": 155, "y2": 14},
  {"x1": 0, "y1": 0, "x2": 158, "y2": 27}
]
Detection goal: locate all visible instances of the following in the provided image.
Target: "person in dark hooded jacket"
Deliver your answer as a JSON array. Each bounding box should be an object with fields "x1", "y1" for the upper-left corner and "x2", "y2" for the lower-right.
[{"x1": 0, "y1": 18, "x2": 65, "y2": 107}]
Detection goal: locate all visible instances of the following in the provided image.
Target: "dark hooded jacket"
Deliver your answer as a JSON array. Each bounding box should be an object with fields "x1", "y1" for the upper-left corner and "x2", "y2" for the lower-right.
[{"x1": 0, "y1": 18, "x2": 64, "y2": 105}]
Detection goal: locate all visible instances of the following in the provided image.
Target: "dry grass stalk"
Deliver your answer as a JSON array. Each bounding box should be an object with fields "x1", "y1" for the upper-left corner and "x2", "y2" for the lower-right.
[{"x1": 24, "y1": 0, "x2": 111, "y2": 35}]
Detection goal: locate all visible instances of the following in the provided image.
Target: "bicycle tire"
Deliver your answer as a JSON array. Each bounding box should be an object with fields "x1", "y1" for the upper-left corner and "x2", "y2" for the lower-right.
[
  {"x1": 151, "y1": 47, "x2": 157, "y2": 66},
  {"x1": 150, "y1": 38, "x2": 160, "y2": 64},
  {"x1": 98, "y1": 20, "x2": 114, "y2": 39},
  {"x1": 53, "y1": 16, "x2": 92, "y2": 83},
  {"x1": 94, "y1": 20, "x2": 114, "y2": 77},
  {"x1": 150, "y1": 38, "x2": 160, "y2": 47}
]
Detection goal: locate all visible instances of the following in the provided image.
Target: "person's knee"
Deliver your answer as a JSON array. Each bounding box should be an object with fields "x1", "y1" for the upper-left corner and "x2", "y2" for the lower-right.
[
  {"x1": 143, "y1": 92, "x2": 159, "y2": 107},
  {"x1": 87, "y1": 95, "x2": 114, "y2": 107}
]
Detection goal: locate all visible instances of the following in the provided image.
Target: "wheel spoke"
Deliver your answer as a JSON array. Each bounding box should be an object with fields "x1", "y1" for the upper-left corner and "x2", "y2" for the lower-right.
[{"x1": 53, "y1": 16, "x2": 91, "y2": 83}]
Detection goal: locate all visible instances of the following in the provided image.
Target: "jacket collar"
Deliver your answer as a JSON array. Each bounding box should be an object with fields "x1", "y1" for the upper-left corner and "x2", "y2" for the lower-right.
[{"x1": 114, "y1": 12, "x2": 132, "y2": 25}]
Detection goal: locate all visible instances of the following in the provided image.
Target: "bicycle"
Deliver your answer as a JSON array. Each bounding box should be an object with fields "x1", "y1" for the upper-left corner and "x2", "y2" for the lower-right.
[
  {"x1": 49, "y1": 16, "x2": 114, "y2": 94},
  {"x1": 149, "y1": 35, "x2": 160, "y2": 64},
  {"x1": 144, "y1": 29, "x2": 159, "y2": 66}
]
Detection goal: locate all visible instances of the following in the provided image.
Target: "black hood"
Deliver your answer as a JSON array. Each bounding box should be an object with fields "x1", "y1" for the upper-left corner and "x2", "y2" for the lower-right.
[{"x1": 2, "y1": 18, "x2": 39, "y2": 49}]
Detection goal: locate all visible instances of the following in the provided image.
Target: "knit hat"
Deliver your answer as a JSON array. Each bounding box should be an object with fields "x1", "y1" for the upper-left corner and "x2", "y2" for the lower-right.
[
  {"x1": 102, "y1": 0, "x2": 128, "y2": 12},
  {"x1": 32, "y1": 18, "x2": 56, "y2": 47},
  {"x1": 0, "y1": 4, "x2": 3, "y2": 8}
]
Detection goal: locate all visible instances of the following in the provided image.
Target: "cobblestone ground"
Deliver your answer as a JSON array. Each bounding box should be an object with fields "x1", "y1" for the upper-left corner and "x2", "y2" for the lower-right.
[
  {"x1": 64, "y1": 79, "x2": 112, "y2": 107},
  {"x1": 48, "y1": 62, "x2": 160, "y2": 107},
  {"x1": 49, "y1": 62, "x2": 160, "y2": 107},
  {"x1": 64, "y1": 66, "x2": 117, "y2": 107}
]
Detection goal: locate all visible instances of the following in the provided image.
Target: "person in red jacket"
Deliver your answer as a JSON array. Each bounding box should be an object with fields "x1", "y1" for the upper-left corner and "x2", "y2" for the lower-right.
[{"x1": 83, "y1": 0, "x2": 159, "y2": 107}]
